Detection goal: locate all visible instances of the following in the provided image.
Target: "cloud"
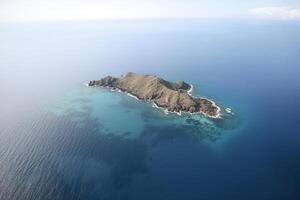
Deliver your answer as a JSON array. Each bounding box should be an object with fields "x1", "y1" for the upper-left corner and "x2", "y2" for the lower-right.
[{"x1": 250, "y1": 6, "x2": 300, "y2": 20}]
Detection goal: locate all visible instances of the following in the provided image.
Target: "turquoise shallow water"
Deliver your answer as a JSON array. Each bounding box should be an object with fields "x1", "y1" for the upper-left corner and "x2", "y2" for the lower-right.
[
  {"x1": 0, "y1": 19, "x2": 300, "y2": 199},
  {"x1": 49, "y1": 85, "x2": 240, "y2": 141}
]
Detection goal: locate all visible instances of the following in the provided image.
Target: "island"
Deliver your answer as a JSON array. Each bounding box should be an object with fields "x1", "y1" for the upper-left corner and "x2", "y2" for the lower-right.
[{"x1": 88, "y1": 72, "x2": 221, "y2": 118}]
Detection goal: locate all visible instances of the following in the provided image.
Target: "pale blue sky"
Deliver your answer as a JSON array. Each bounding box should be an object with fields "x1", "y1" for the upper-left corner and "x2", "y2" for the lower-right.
[{"x1": 0, "y1": 0, "x2": 300, "y2": 22}]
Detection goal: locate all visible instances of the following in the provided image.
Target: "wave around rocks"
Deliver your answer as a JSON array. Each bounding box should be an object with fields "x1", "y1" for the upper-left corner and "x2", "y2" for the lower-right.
[{"x1": 88, "y1": 72, "x2": 223, "y2": 118}]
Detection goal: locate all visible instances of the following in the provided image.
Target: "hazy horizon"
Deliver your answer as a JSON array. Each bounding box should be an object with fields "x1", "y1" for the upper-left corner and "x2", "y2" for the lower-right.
[{"x1": 1, "y1": 0, "x2": 300, "y2": 22}]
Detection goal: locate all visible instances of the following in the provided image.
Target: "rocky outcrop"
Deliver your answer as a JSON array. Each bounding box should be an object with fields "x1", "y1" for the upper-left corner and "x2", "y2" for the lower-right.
[{"x1": 89, "y1": 72, "x2": 220, "y2": 118}]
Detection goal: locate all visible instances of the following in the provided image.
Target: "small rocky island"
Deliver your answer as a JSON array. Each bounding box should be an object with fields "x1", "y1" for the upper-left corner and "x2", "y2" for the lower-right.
[{"x1": 88, "y1": 72, "x2": 221, "y2": 118}]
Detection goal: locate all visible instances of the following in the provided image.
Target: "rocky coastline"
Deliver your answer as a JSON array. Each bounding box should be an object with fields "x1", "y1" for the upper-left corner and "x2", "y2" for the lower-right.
[{"x1": 88, "y1": 72, "x2": 221, "y2": 118}]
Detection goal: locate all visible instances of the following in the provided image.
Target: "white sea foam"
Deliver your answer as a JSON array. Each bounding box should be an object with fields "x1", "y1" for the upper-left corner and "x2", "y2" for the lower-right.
[
  {"x1": 152, "y1": 102, "x2": 159, "y2": 109},
  {"x1": 175, "y1": 111, "x2": 182, "y2": 116},
  {"x1": 152, "y1": 102, "x2": 182, "y2": 116},
  {"x1": 152, "y1": 103, "x2": 168, "y2": 115},
  {"x1": 186, "y1": 84, "x2": 221, "y2": 118},
  {"x1": 187, "y1": 84, "x2": 193, "y2": 96},
  {"x1": 96, "y1": 83, "x2": 221, "y2": 118},
  {"x1": 200, "y1": 97, "x2": 222, "y2": 119},
  {"x1": 127, "y1": 93, "x2": 139, "y2": 100},
  {"x1": 225, "y1": 107, "x2": 231, "y2": 113},
  {"x1": 225, "y1": 107, "x2": 234, "y2": 115}
]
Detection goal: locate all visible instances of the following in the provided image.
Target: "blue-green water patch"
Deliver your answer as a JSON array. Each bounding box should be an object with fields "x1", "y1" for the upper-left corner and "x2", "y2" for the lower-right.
[{"x1": 49, "y1": 85, "x2": 241, "y2": 142}]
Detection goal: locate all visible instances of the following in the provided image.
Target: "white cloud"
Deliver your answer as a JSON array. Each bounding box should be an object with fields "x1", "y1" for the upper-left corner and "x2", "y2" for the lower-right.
[{"x1": 250, "y1": 6, "x2": 300, "y2": 20}]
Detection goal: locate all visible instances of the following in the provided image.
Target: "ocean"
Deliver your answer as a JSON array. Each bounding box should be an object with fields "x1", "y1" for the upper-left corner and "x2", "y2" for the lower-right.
[{"x1": 0, "y1": 19, "x2": 300, "y2": 200}]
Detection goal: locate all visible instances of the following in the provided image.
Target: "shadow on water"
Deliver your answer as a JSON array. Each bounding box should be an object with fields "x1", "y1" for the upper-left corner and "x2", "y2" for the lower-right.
[
  {"x1": 0, "y1": 110, "x2": 148, "y2": 200},
  {"x1": 52, "y1": 113, "x2": 149, "y2": 200}
]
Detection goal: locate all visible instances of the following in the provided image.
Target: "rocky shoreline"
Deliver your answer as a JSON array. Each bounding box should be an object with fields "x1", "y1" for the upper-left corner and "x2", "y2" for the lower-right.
[{"x1": 88, "y1": 72, "x2": 221, "y2": 118}]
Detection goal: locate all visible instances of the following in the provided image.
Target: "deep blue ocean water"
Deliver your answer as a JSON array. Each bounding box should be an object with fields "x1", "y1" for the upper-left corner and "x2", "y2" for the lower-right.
[{"x1": 0, "y1": 19, "x2": 300, "y2": 200}]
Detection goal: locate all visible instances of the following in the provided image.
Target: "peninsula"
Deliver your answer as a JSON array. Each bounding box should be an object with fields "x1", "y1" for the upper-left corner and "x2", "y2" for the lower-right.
[{"x1": 88, "y1": 72, "x2": 221, "y2": 118}]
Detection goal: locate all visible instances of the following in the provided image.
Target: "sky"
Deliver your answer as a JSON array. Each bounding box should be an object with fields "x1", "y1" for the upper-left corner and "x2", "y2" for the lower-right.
[{"x1": 0, "y1": 0, "x2": 300, "y2": 22}]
